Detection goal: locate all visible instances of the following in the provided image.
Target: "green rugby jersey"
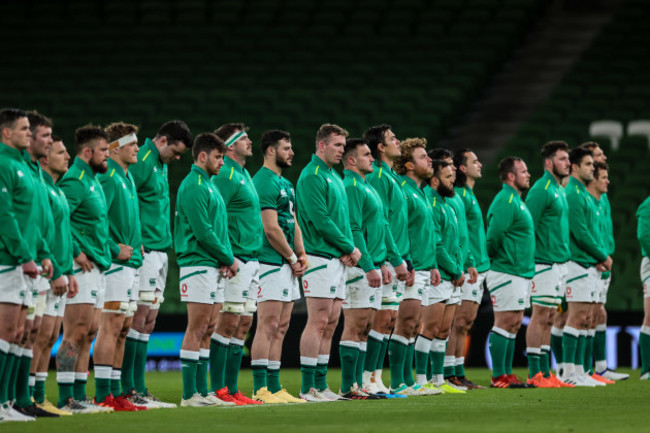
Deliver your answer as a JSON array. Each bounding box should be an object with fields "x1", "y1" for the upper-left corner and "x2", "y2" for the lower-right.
[
  {"x1": 446, "y1": 193, "x2": 473, "y2": 272},
  {"x1": 486, "y1": 184, "x2": 535, "y2": 278},
  {"x1": 525, "y1": 170, "x2": 570, "y2": 265},
  {"x1": 566, "y1": 177, "x2": 608, "y2": 266},
  {"x1": 42, "y1": 171, "x2": 74, "y2": 276},
  {"x1": 0, "y1": 142, "x2": 39, "y2": 265},
  {"x1": 344, "y1": 170, "x2": 400, "y2": 272},
  {"x1": 59, "y1": 157, "x2": 112, "y2": 271},
  {"x1": 637, "y1": 196, "x2": 650, "y2": 258},
  {"x1": 22, "y1": 151, "x2": 57, "y2": 276},
  {"x1": 99, "y1": 159, "x2": 143, "y2": 268},
  {"x1": 252, "y1": 166, "x2": 296, "y2": 266},
  {"x1": 212, "y1": 156, "x2": 263, "y2": 259},
  {"x1": 425, "y1": 186, "x2": 463, "y2": 281},
  {"x1": 175, "y1": 165, "x2": 234, "y2": 268},
  {"x1": 297, "y1": 154, "x2": 355, "y2": 258},
  {"x1": 399, "y1": 175, "x2": 436, "y2": 271},
  {"x1": 367, "y1": 161, "x2": 409, "y2": 262},
  {"x1": 600, "y1": 193, "x2": 614, "y2": 256},
  {"x1": 590, "y1": 193, "x2": 612, "y2": 279},
  {"x1": 130, "y1": 138, "x2": 171, "y2": 251},
  {"x1": 455, "y1": 185, "x2": 490, "y2": 273}
]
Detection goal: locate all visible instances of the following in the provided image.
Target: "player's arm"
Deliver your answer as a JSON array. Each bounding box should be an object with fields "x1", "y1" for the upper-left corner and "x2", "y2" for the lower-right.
[
  {"x1": 486, "y1": 199, "x2": 513, "y2": 258},
  {"x1": 59, "y1": 177, "x2": 86, "y2": 262},
  {"x1": 261, "y1": 209, "x2": 297, "y2": 261},
  {"x1": 129, "y1": 157, "x2": 151, "y2": 191},
  {"x1": 524, "y1": 186, "x2": 547, "y2": 230},
  {"x1": 0, "y1": 172, "x2": 34, "y2": 265},
  {"x1": 99, "y1": 177, "x2": 123, "y2": 259},
  {"x1": 346, "y1": 185, "x2": 374, "y2": 272},
  {"x1": 568, "y1": 197, "x2": 608, "y2": 262},
  {"x1": 300, "y1": 174, "x2": 355, "y2": 254},
  {"x1": 181, "y1": 184, "x2": 235, "y2": 266},
  {"x1": 638, "y1": 199, "x2": 650, "y2": 255},
  {"x1": 434, "y1": 218, "x2": 462, "y2": 280}
]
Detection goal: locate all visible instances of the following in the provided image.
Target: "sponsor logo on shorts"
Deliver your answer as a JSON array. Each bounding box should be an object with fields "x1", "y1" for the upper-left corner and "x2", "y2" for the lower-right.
[
  {"x1": 181, "y1": 283, "x2": 188, "y2": 298},
  {"x1": 566, "y1": 287, "x2": 572, "y2": 298},
  {"x1": 417, "y1": 288, "x2": 423, "y2": 295},
  {"x1": 91, "y1": 290, "x2": 97, "y2": 298},
  {"x1": 283, "y1": 289, "x2": 289, "y2": 297},
  {"x1": 472, "y1": 290, "x2": 478, "y2": 296},
  {"x1": 149, "y1": 278, "x2": 156, "y2": 286},
  {"x1": 491, "y1": 295, "x2": 497, "y2": 307},
  {"x1": 303, "y1": 280, "x2": 309, "y2": 293},
  {"x1": 531, "y1": 281, "x2": 536, "y2": 293},
  {"x1": 127, "y1": 289, "x2": 132, "y2": 297},
  {"x1": 518, "y1": 298, "x2": 524, "y2": 305},
  {"x1": 329, "y1": 286, "x2": 336, "y2": 294},
  {"x1": 19, "y1": 290, "x2": 25, "y2": 298},
  {"x1": 369, "y1": 295, "x2": 375, "y2": 303},
  {"x1": 210, "y1": 292, "x2": 216, "y2": 299}
]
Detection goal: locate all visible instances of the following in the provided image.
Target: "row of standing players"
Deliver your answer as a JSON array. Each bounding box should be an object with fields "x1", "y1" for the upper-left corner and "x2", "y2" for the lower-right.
[{"x1": 0, "y1": 110, "x2": 649, "y2": 421}]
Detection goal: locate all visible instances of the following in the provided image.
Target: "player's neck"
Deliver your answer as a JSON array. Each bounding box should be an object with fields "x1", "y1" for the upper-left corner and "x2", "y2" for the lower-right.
[
  {"x1": 380, "y1": 155, "x2": 393, "y2": 169},
  {"x1": 227, "y1": 151, "x2": 246, "y2": 168},
  {"x1": 43, "y1": 166, "x2": 59, "y2": 183},
  {"x1": 466, "y1": 177, "x2": 476, "y2": 189},
  {"x1": 571, "y1": 173, "x2": 586, "y2": 186},
  {"x1": 346, "y1": 166, "x2": 366, "y2": 180},
  {"x1": 110, "y1": 155, "x2": 129, "y2": 173},
  {"x1": 263, "y1": 160, "x2": 282, "y2": 177},
  {"x1": 504, "y1": 181, "x2": 522, "y2": 196},
  {"x1": 587, "y1": 184, "x2": 602, "y2": 200},
  {"x1": 406, "y1": 171, "x2": 423, "y2": 187}
]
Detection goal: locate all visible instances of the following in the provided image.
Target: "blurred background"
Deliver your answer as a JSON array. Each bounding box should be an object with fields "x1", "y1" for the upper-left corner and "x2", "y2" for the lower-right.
[{"x1": 3, "y1": 0, "x2": 649, "y2": 368}]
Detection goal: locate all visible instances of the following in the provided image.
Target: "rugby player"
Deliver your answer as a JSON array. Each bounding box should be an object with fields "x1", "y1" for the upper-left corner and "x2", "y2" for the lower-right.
[
  {"x1": 250, "y1": 130, "x2": 307, "y2": 404},
  {"x1": 0, "y1": 108, "x2": 42, "y2": 422},
  {"x1": 57, "y1": 125, "x2": 114, "y2": 411},
  {"x1": 560, "y1": 147, "x2": 611, "y2": 387},
  {"x1": 486, "y1": 157, "x2": 535, "y2": 389},
  {"x1": 637, "y1": 195, "x2": 650, "y2": 379},
  {"x1": 297, "y1": 124, "x2": 360, "y2": 402},
  {"x1": 388, "y1": 137, "x2": 440, "y2": 396},
  {"x1": 449, "y1": 149, "x2": 489, "y2": 389},
  {"x1": 126, "y1": 120, "x2": 192, "y2": 408},
  {"x1": 524, "y1": 141, "x2": 572, "y2": 388},
  {"x1": 176, "y1": 133, "x2": 238, "y2": 407},
  {"x1": 363, "y1": 125, "x2": 410, "y2": 395},
  {"x1": 211, "y1": 123, "x2": 264, "y2": 405}
]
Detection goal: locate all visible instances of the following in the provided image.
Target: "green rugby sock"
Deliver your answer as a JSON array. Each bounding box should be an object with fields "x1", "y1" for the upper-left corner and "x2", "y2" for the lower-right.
[
  {"x1": 640, "y1": 326, "x2": 650, "y2": 375},
  {"x1": 594, "y1": 326, "x2": 607, "y2": 367},
  {"x1": 209, "y1": 334, "x2": 230, "y2": 392},
  {"x1": 251, "y1": 359, "x2": 268, "y2": 394},
  {"x1": 73, "y1": 373, "x2": 88, "y2": 401},
  {"x1": 34, "y1": 372, "x2": 47, "y2": 404},
  {"x1": 315, "y1": 359, "x2": 329, "y2": 392},
  {"x1": 356, "y1": 342, "x2": 366, "y2": 387},
  {"x1": 93, "y1": 365, "x2": 112, "y2": 403},
  {"x1": 526, "y1": 347, "x2": 541, "y2": 378},
  {"x1": 551, "y1": 327, "x2": 563, "y2": 366},
  {"x1": 16, "y1": 351, "x2": 33, "y2": 408},
  {"x1": 488, "y1": 328, "x2": 509, "y2": 377},
  {"x1": 455, "y1": 357, "x2": 466, "y2": 378},
  {"x1": 540, "y1": 346, "x2": 551, "y2": 376},
  {"x1": 121, "y1": 330, "x2": 139, "y2": 392},
  {"x1": 180, "y1": 350, "x2": 199, "y2": 400},
  {"x1": 339, "y1": 342, "x2": 359, "y2": 393},
  {"x1": 267, "y1": 361, "x2": 282, "y2": 393},
  {"x1": 225, "y1": 339, "x2": 244, "y2": 394},
  {"x1": 300, "y1": 357, "x2": 317, "y2": 394},
  {"x1": 196, "y1": 350, "x2": 210, "y2": 396},
  {"x1": 562, "y1": 326, "x2": 579, "y2": 367},
  {"x1": 364, "y1": 331, "x2": 383, "y2": 373},
  {"x1": 134, "y1": 333, "x2": 150, "y2": 394},
  {"x1": 505, "y1": 334, "x2": 516, "y2": 375},
  {"x1": 403, "y1": 341, "x2": 415, "y2": 387},
  {"x1": 388, "y1": 335, "x2": 408, "y2": 389}
]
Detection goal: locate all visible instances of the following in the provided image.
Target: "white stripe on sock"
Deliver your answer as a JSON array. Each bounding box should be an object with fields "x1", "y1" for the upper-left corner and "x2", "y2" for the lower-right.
[
  {"x1": 211, "y1": 333, "x2": 231, "y2": 345},
  {"x1": 390, "y1": 334, "x2": 409, "y2": 346},
  {"x1": 251, "y1": 359, "x2": 269, "y2": 367},
  {"x1": 491, "y1": 326, "x2": 510, "y2": 338},
  {"x1": 180, "y1": 350, "x2": 199, "y2": 361},
  {"x1": 199, "y1": 348, "x2": 210, "y2": 358},
  {"x1": 300, "y1": 356, "x2": 317, "y2": 367},
  {"x1": 339, "y1": 340, "x2": 360, "y2": 349},
  {"x1": 317, "y1": 354, "x2": 330, "y2": 364},
  {"x1": 268, "y1": 361, "x2": 281, "y2": 370},
  {"x1": 414, "y1": 335, "x2": 432, "y2": 353},
  {"x1": 563, "y1": 326, "x2": 580, "y2": 338}
]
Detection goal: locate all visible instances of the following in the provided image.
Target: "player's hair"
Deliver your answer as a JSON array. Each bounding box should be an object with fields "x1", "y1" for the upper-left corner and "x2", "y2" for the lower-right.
[
  {"x1": 260, "y1": 129, "x2": 291, "y2": 155},
  {"x1": 192, "y1": 132, "x2": 226, "y2": 161},
  {"x1": 453, "y1": 148, "x2": 472, "y2": 187},
  {"x1": 52, "y1": 134, "x2": 62, "y2": 142},
  {"x1": 75, "y1": 124, "x2": 108, "y2": 154},
  {"x1": 579, "y1": 141, "x2": 600, "y2": 152},
  {"x1": 593, "y1": 161, "x2": 609, "y2": 179},
  {"x1": 215, "y1": 122, "x2": 249, "y2": 143},
  {"x1": 541, "y1": 140, "x2": 569, "y2": 160},
  {"x1": 432, "y1": 159, "x2": 451, "y2": 177},
  {"x1": 155, "y1": 120, "x2": 193, "y2": 148},
  {"x1": 363, "y1": 124, "x2": 392, "y2": 161},
  {"x1": 0, "y1": 108, "x2": 28, "y2": 130},
  {"x1": 343, "y1": 137, "x2": 368, "y2": 161},
  {"x1": 315, "y1": 123, "x2": 349, "y2": 146},
  {"x1": 498, "y1": 156, "x2": 524, "y2": 181},
  {"x1": 394, "y1": 137, "x2": 427, "y2": 175},
  {"x1": 26, "y1": 110, "x2": 53, "y2": 134},
  {"x1": 428, "y1": 148, "x2": 453, "y2": 161},
  {"x1": 105, "y1": 122, "x2": 138, "y2": 143},
  {"x1": 569, "y1": 147, "x2": 592, "y2": 167}
]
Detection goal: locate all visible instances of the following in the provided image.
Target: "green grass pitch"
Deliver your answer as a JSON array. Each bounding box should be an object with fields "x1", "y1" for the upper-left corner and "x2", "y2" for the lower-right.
[{"x1": 5, "y1": 368, "x2": 646, "y2": 433}]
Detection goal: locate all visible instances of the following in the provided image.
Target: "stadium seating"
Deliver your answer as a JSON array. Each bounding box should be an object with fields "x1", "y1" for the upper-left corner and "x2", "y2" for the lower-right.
[{"x1": 476, "y1": 0, "x2": 650, "y2": 311}]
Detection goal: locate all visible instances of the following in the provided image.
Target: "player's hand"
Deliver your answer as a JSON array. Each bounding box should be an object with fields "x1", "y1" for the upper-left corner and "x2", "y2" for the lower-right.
[
  {"x1": 141, "y1": 245, "x2": 145, "y2": 256},
  {"x1": 467, "y1": 267, "x2": 478, "y2": 284},
  {"x1": 117, "y1": 243, "x2": 134, "y2": 261},
  {"x1": 597, "y1": 256, "x2": 613, "y2": 272},
  {"x1": 226, "y1": 260, "x2": 239, "y2": 279},
  {"x1": 380, "y1": 265, "x2": 392, "y2": 285},
  {"x1": 340, "y1": 254, "x2": 355, "y2": 267},
  {"x1": 21, "y1": 260, "x2": 39, "y2": 279},
  {"x1": 290, "y1": 260, "x2": 307, "y2": 278},
  {"x1": 394, "y1": 262, "x2": 409, "y2": 281},
  {"x1": 67, "y1": 275, "x2": 79, "y2": 298},
  {"x1": 453, "y1": 274, "x2": 465, "y2": 287},
  {"x1": 51, "y1": 275, "x2": 67, "y2": 296},
  {"x1": 406, "y1": 269, "x2": 415, "y2": 287},
  {"x1": 41, "y1": 259, "x2": 54, "y2": 279},
  {"x1": 74, "y1": 252, "x2": 94, "y2": 273},
  {"x1": 430, "y1": 268, "x2": 441, "y2": 286},
  {"x1": 366, "y1": 269, "x2": 382, "y2": 288}
]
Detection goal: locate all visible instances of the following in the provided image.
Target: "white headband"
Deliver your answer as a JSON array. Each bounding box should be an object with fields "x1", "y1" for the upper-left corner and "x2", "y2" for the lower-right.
[
  {"x1": 109, "y1": 133, "x2": 138, "y2": 150},
  {"x1": 224, "y1": 130, "x2": 247, "y2": 147}
]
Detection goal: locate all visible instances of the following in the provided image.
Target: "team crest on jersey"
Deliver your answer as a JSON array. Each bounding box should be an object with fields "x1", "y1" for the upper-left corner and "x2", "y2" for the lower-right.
[
  {"x1": 121, "y1": 182, "x2": 126, "y2": 189},
  {"x1": 208, "y1": 188, "x2": 213, "y2": 193},
  {"x1": 326, "y1": 178, "x2": 332, "y2": 183},
  {"x1": 240, "y1": 179, "x2": 245, "y2": 185},
  {"x1": 520, "y1": 205, "x2": 525, "y2": 210},
  {"x1": 413, "y1": 193, "x2": 418, "y2": 199},
  {"x1": 1, "y1": 187, "x2": 7, "y2": 193},
  {"x1": 280, "y1": 189, "x2": 287, "y2": 197},
  {"x1": 90, "y1": 186, "x2": 95, "y2": 192},
  {"x1": 17, "y1": 170, "x2": 24, "y2": 177}
]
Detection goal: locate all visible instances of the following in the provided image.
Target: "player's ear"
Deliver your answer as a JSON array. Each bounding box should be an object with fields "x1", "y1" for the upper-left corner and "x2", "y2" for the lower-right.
[{"x1": 405, "y1": 160, "x2": 414, "y2": 171}]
